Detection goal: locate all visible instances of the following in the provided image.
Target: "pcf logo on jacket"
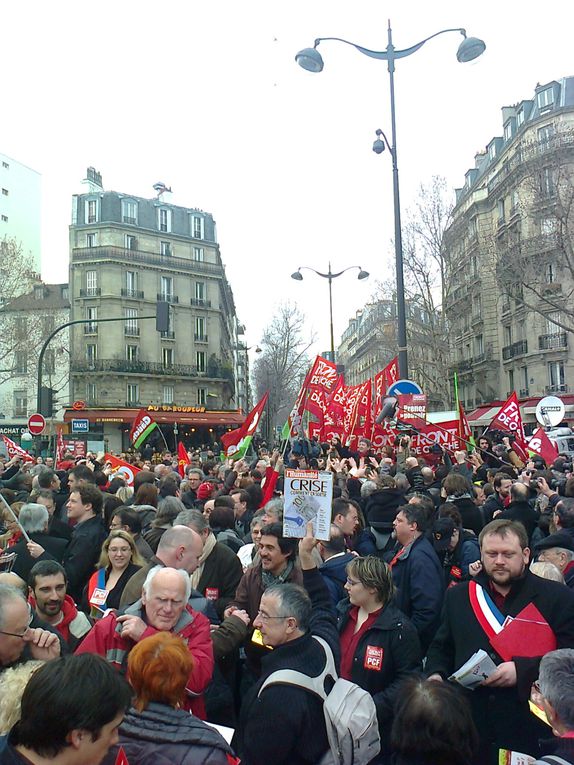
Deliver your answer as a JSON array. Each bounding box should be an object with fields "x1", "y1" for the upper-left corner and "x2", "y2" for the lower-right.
[{"x1": 364, "y1": 645, "x2": 383, "y2": 671}]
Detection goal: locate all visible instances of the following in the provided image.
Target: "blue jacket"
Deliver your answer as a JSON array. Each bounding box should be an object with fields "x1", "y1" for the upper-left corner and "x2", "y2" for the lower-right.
[
  {"x1": 390, "y1": 535, "x2": 444, "y2": 653},
  {"x1": 319, "y1": 552, "x2": 356, "y2": 610}
]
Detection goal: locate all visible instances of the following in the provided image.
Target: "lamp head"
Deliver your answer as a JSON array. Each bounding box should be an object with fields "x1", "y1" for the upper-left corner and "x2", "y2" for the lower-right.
[
  {"x1": 358, "y1": 269, "x2": 369, "y2": 280},
  {"x1": 295, "y1": 45, "x2": 324, "y2": 73},
  {"x1": 291, "y1": 270, "x2": 304, "y2": 281},
  {"x1": 456, "y1": 34, "x2": 486, "y2": 63}
]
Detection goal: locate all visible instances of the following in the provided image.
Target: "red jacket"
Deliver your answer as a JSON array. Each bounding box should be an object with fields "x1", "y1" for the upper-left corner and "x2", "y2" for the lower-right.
[{"x1": 75, "y1": 601, "x2": 214, "y2": 718}]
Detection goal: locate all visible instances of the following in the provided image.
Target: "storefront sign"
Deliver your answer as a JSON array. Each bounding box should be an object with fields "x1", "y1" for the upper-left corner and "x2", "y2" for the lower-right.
[{"x1": 147, "y1": 405, "x2": 206, "y2": 413}]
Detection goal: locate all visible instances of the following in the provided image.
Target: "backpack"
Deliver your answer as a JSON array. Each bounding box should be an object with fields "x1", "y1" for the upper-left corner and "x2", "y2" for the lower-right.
[{"x1": 258, "y1": 635, "x2": 381, "y2": 765}]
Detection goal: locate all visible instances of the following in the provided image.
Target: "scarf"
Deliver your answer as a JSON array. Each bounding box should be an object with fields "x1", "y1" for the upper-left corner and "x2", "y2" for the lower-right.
[
  {"x1": 190, "y1": 532, "x2": 217, "y2": 590},
  {"x1": 261, "y1": 559, "x2": 295, "y2": 590}
]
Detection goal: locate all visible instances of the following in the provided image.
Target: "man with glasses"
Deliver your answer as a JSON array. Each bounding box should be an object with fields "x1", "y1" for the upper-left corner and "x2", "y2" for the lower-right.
[
  {"x1": 0, "y1": 584, "x2": 60, "y2": 669},
  {"x1": 236, "y1": 523, "x2": 339, "y2": 765},
  {"x1": 534, "y1": 648, "x2": 574, "y2": 764}
]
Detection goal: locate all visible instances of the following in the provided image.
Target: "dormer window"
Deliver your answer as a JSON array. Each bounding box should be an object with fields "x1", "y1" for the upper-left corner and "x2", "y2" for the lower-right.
[
  {"x1": 488, "y1": 143, "x2": 497, "y2": 161},
  {"x1": 537, "y1": 87, "x2": 554, "y2": 112},
  {"x1": 34, "y1": 285, "x2": 44, "y2": 300},
  {"x1": 516, "y1": 108, "x2": 525, "y2": 127},
  {"x1": 122, "y1": 199, "x2": 138, "y2": 225}
]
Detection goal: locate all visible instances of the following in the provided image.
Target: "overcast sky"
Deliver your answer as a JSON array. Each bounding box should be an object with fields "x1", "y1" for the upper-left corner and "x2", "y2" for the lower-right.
[{"x1": 3, "y1": 0, "x2": 574, "y2": 366}]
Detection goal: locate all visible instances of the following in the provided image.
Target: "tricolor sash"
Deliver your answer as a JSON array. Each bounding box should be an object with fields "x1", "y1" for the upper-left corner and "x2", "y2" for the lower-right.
[{"x1": 468, "y1": 581, "x2": 505, "y2": 639}]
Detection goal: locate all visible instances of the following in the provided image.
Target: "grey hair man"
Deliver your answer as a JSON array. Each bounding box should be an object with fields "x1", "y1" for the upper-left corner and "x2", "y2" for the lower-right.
[
  {"x1": 0, "y1": 583, "x2": 60, "y2": 668},
  {"x1": 537, "y1": 648, "x2": 574, "y2": 762},
  {"x1": 536, "y1": 532, "x2": 574, "y2": 589},
  {"x1": 8, "y1": 504, "x2": 69, "y2": 584}
]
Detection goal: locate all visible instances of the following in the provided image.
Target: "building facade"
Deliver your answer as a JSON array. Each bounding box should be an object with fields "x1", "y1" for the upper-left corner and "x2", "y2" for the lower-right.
[
  {"x1": 337, "y1": 299, "x2": 446, "y2": 409},
  {"x1": 0, "y1": 152, "x2": 41, "y2": 272},
  {"x1": 445, "y1": 77, "x2": 574, "y2": 410},
  {"x1": 0, "y1": 282, "x2": 70, "y2": 450},
  {"x1": 68, "y1": 169, "x2": 244, "y2": 452}
]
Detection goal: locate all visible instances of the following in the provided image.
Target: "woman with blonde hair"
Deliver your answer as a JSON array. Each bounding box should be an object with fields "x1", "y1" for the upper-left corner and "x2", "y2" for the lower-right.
[
  {"x1": 338, "y1": 555, "x2": 422, "y2": 760},
  {"x1": 0, "y1": 661, "x2": 44, "y2": 751},
  {"x1": 83, "y1": 530, "x2": 144, "y2": 616},
  {"x1": 102, "y1": 632, "x2": 238, "y2": 765}
]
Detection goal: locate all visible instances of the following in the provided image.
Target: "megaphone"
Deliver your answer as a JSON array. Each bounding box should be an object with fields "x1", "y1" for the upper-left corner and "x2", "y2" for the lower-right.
[{"x1": 376, "y1": 395, "x2": 399, "y2": 424}]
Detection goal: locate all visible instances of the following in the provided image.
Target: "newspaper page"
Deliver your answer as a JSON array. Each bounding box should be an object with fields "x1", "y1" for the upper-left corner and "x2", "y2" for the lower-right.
[{"x1": 283, "y1": 469, "x2": 333, "y2": 541}]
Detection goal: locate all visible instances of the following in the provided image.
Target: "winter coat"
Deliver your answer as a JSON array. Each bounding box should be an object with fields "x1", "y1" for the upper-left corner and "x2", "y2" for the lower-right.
[
  {"x1": 237, "y1": 568, "x2": 339, "y2": 765},
  {"x1": 62, "y1": 514, "x2": 108, "y2": 603},
  {"x1": 426, "y1": 570, "x2": 574, "y2": 763},
  {"x1": 364, "y1": 488, "x2": 406, "y2": 528},
  {"x1": 102, "y1": 702, "x2": 237, "y2": 765},
  {"x1": 74, "y1": 600, "x2": 214, "y2": 719},
  {"x1": 390, "y1": 535, "x2": 445, "y2": 652},
  {"x1": 450, "y1": 496, "x2": 485, "y2": 536},
  {"x1": 10, "y1": 531, "x2": 68, "y2": 583},
  {"x1": 498, "y1": 500, "x2": 539, "y2": 542},
  {"x1": 319, "y1": 552, "x2": 356, "y2": 609},
  {"x1": 28, "y1": 594, "x2": 92, "y2": 652},
  {"x1": 336, "y1": 599, "x2": 421, "y2": 748}
]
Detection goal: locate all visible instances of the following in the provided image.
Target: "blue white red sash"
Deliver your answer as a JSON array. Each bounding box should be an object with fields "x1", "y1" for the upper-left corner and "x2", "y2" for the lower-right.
[{"x1": 468, "y1": 581, "x2": 505, "y2": 639}]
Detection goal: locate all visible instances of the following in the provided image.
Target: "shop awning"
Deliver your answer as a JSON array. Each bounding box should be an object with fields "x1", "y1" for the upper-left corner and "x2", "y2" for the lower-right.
[{"x1": 466, "y1": 404, "x2": 503, "y2": 427}]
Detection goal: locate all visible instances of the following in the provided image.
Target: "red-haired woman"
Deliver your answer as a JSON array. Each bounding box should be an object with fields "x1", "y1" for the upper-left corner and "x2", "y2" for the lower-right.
[{"x1": 103, "y1": 632, "x2": 239, "y2": 765}]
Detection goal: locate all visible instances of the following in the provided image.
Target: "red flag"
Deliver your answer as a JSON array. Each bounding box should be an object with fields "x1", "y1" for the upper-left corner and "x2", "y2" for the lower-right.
[
  {"x1": 103, "y1": 453, "x2": 141, "y2": 487},
  {"x1": 382, "y1": 356, "x2": 399, "y2": 392},
  {"x1": 342, "y1": 383, "x2": 363, "y2": 445},
  {"x1": 489, "y1": 392, "x2": 528, "y2": 459},
  {"x1": 1, "y1": 435, "x2": 34, "y2": 463},
  {"x1": 306, "y1": 356, "x2": 339, "y2": 396},
  {"x1": 350, "y1": 381, "x2": 373, "y2": 445},
  {"x1": 322, "y1": 377, "x2": 347, "y2": 441},
  {"x1": 221, "y1": 393, "x2": 268, "y2": 460},
  {"x1": 177, "y1": 442, "x2": 190, "y2": 478},
  {"x1": 457, "y1": 400, "x2": 473, "y2": 451},
  {"x1": 528, "y1": 428, "x2": 559, "y2": 465},
  {"x1": 129, "y1": 408, "x2": 158, "y2": 449},
  {"x1": 55, "y1": 428, "x2": 65, "y2": 469}
]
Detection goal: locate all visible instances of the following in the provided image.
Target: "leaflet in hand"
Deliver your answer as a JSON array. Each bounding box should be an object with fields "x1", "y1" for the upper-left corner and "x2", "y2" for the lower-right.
[{"x1": 449, "y1": 649, "x2": 497, "y2": 689}]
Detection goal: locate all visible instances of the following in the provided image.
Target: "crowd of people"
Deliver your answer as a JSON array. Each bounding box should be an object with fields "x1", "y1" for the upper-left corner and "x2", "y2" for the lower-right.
[{"x1": 1, "y1": 431, "x2": 574, "y2": 764}]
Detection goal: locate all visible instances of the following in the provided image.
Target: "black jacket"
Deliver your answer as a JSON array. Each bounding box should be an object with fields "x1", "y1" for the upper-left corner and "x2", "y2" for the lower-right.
[
  {"x1": 450, "y1": 496, "x2": 485, "y2": 536},
  {"x1": 499, "y1": 500, "x2": 539, "y2": 542},
  {"x1": 237, "y1": 568, "x2": 340, "y2": 765},
  {"x1": 62, "y1": 515, "x2": 107, "y2": 603},
  {"x1": 10, "y1": 531, "x2": 68, "y2": 583},
  {"x1": 364, "y1": 488, "x2": 405, "y2": 529},
  {"x1": 102, "y1": 702, "x2": 235, "y2": 765},
  {"x1": 337, "y1": 599, "x2": 421, "y2": 741},
  {"x1": 391, "y1": 535, "x2": 445, "y2": 652},
  {"x1": 426, "y1": 570, "x2": 574, "y2": 764}
]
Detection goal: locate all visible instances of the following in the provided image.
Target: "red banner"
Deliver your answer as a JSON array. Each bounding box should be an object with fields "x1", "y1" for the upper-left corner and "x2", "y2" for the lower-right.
[
  {"x1": 322, "y1": 377, "x2": 348, "y2": 441},
  {"x1": 350, "y1": 381, "x2": 373, "y2": 448},
  {"x1": 528, "y1": 428, "x2": 559, "y2": 465},
  {"x1": 398, "y1": 394, "x2": 427, "y2": 428},
  {"x1": 55, "y1": 428, "x2": 65, "y2": 469},
  {"x1": 382, "y1": 356, "x2": 399, "y2": 392},
  {"x1": 306, "y1": 356, "x2": 339, "y2": 396},
  {"x1": 457, "y1": 400, "x2": 473, "y2": 450},
  {"x1": 371, "y1": 419, "x2": 460, "y2": 462},
  {"x1": 177, "y1": 441, "x2": 190, "y2": 477}
]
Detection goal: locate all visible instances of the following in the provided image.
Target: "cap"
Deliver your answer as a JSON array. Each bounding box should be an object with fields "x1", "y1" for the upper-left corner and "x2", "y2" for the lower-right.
[
  {"x1": 431, "y1": 517, "x2": 456, "y2": 552},
  {"x1": 535, "y1": 532, "x2": 574, "y2": 554}
]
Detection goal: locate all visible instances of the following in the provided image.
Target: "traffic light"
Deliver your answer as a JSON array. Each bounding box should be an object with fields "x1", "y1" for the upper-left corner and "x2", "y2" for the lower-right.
[
  {"x1": 156, "y1": 301, "x2": 169, "y2": 333},
  {"x1": 39, "y1": 386, "x2": 58, "y2": 418}
]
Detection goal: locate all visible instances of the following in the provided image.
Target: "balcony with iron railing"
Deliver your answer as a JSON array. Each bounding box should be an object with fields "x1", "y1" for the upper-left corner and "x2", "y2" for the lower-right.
[
  {"x1": 71, "y1": 358, "x2": 205, "y2": 378},
  {"x1": 124, "y1": 326, "x2": 140, "y2": 337},
  {"x1": 79, "y1": 288, "x2": 101, "y2": 297},
  {"x1": 191, "y1": 298, "x2": 212, "y2": 308},
  {"x1": 72, "y1": 246, "x2": 224, "y2": 277},
  {"x1": 539, "y1": 332, "x2": 568, "y2": 351},
  {"x1": 83, "y1": 324, "x2": 98, "y2": 334},
  {"x1": 157, "y1": 293, "x2": 179, "y2": 304},
  {"x1": 121, "y1": 288, "x2": 145, "y2": 299},
  {"x1": 502, "y1": 339, "x2": 528, "y2": 360},
  {"x1": 161, "y1": 331, "x2": 176, "y2": 340},
  {"x1": 546, "y1": 383, "x2": 569, "y2": 394},
  {"x1": 194, "y1": 334, "x2": 208, "y2": 343},
  {"x1": 519, "y1": 388, "x2": 530, "y2": 398}
]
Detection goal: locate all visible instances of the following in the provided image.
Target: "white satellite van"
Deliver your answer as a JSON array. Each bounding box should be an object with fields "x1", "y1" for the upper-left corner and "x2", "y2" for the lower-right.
[{"x1": 545, "y1": 427, "x2": 574, "y2": 459}]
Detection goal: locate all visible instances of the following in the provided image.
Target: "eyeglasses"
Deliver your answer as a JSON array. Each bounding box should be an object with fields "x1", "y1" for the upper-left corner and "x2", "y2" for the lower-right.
[
  {"x1": 256, "y1": 610, "x2": 289, "y2": 623},
  {"x1": 0, "y1": 605, "x2": 33, "y2": 638},
  {"x1": 346, "y1": 577, "x2": 361, "y2": 587}
]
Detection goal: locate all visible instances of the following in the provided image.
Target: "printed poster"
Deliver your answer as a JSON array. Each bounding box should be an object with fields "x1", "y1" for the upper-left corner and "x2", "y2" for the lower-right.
[{"x1": 283, "y1": 469, "x2": 333, "y2": 541}]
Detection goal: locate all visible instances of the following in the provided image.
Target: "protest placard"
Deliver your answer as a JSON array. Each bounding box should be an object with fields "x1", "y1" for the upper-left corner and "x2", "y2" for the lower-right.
[{"x1": 283, "y1": 469, "x2": 333, "y2": 541}]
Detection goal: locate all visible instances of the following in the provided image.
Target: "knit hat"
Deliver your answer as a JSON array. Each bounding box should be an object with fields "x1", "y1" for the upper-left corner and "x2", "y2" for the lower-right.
[{"x1": 197, "y1": 481, "x2": 214, "y2": 501}]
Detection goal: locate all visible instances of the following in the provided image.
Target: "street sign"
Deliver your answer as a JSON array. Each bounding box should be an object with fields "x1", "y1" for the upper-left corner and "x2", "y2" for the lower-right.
[
  {"x1": 71, "y1": 419, "x2": 90, "y2": 434},
  {"x1": 27, "y1": 413, "x2": 46, "y2": 436},
  {"x1": 387, "y1": 379, "x2": 424, "y2": 396},
  {"x1": 535, "y1": 396, "x2": 565, "y2": 427}
]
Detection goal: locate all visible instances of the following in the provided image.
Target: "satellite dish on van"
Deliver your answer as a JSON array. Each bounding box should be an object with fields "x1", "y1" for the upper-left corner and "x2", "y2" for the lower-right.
[{"x1": 536, "y1": 396, "x2": 566, "y2": 427}]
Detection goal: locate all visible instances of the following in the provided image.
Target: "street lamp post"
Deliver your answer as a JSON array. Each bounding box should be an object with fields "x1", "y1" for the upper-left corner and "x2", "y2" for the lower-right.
[
  {"x1": 296, "y1": 21, "x2": 485, "y2": 379},
  {"x1": 291, "y1": 264, "x2": 369, "y2": 360}
]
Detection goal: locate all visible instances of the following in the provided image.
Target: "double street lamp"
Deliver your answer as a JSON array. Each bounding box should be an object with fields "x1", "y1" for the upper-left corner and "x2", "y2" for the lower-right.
[
  {"x1": 296, "y1": 21, "x2": 485, "y2": 379},
  {"x1": 291, "y1": 264, "x2": 369, "y2": 361}
]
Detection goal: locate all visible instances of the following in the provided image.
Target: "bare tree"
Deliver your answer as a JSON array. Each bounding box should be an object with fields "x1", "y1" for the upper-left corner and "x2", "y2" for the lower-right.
[
  {"x1": 253, "y1": 302, "x2": 315, "y2": 441},
  {"x1": 496, "y1": 126, "x2": 574, "y2": 333}
]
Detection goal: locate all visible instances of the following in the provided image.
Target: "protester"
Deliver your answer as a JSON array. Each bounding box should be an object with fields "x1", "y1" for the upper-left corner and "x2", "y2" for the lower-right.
[
  {"x1": 338, "y1": 555, "x2": 421, "y2": 756},
  {"x1": 83, "y1": 530, "x2": 144, "y2": 616},
  {"x1": 317, "y1": 523, "x2": 356, "y2": 608},
  {"x1": 0, "y1": 661, "x2": 44, "y2": 751},
  {"x1": 0, "y1": 654, "x2": 132, "y2": 765},
  {"x1": 0, "y1": 584, "x2": 61, "y2": 669},
  {"x1": 76, "y1": 566, "x2": 214, "y2": 718},
  {"x1": 427, "y1": 519, "x2": 574, "y2": 763},
  {"x1": 391, "y1": 676, "x2": 479, "y2": 765},
  {"x1": 8, "y1": 503, "x2": 68, "y2": 583},
  {"x1": 102, "y1": 632, "x2": 239, "y2": 765},
  {"x1": 28, "y1": 561, "x2": 92, "y2": 651},
  {"x1": 109, "y1": 507, "x2": 154, "y2": 560},
  {"x1": 535, "y1": 532, "x2": 574, "y2": 588},
  {"x1": 536, "y1": 648, "x2": 574, "y2": 764}
]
